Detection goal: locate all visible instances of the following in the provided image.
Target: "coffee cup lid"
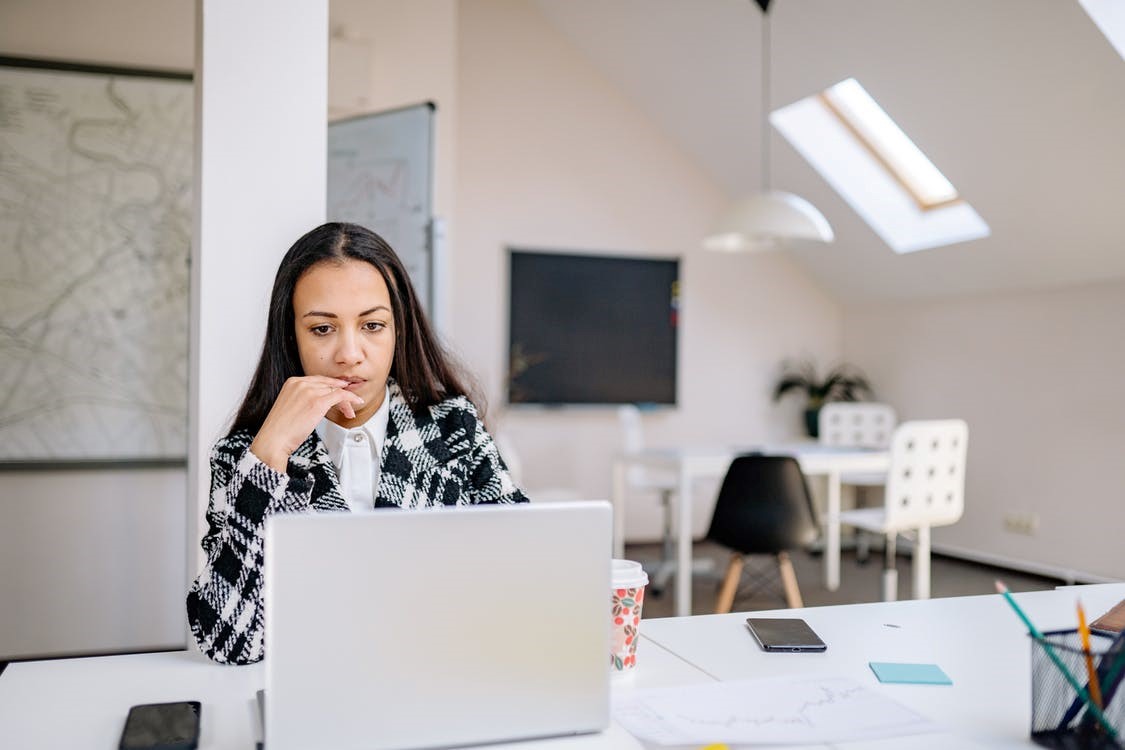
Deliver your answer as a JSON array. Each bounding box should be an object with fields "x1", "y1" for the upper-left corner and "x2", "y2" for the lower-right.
[{"x1": 612, "y1": 559, "x2": 648, "y2": 589}]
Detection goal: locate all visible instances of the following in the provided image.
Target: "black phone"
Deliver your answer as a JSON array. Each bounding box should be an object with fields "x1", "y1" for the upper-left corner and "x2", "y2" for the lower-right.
[
  {"x1": 745, "y1": 617, "x2": 827, "y2": 652},
  {"x1": 119, "y1": 701, "x2": 201, "y2": 750}
]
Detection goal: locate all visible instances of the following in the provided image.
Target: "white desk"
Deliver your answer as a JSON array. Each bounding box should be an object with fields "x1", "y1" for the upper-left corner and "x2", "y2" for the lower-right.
[
  {"x1": 3, "y1": 585, "x2": 1121, "y2": 748},
  {"x1": 0, "y1": 636, "x2": 711, "y2": 750},
  {"x1": 612, "y1": 444, "x2": 891, "y2": 616},
  {"x1": 641, "y1": 582, "x2": 1125, "y2": 748}
]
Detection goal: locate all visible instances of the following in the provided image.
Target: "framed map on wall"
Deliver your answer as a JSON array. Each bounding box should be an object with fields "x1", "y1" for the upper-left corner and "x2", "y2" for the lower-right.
[{"x1": 0, "y1": 57, "x2": 193, "y2": 465}]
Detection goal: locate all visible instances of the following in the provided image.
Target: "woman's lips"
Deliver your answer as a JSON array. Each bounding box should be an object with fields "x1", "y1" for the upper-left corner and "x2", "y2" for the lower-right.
[{"x1": 341, "y1": 378, "x2": 366, "y2": 391}]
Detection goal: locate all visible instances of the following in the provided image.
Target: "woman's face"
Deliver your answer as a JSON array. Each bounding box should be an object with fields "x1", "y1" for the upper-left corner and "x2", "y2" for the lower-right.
[{"x1": 292, "y1": 258, "x2": 396, "y2": 426}]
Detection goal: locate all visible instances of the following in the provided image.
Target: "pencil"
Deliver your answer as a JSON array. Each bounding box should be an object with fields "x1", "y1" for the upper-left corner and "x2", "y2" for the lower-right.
[
  {"x1": 1058, "y1": 628, "x2": 1125, "y2": 729},
  {"x1": 1077, "y1": 601, "x2": 1104, "y2": 710},
  {"x1": 994, "y1": 581, "x2": 1118, "y2": 740}
]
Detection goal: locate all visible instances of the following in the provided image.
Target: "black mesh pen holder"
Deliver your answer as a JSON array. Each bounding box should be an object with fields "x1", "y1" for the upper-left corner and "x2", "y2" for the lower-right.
[{"x1": 1030, "y1": 628, "x2": 1125, "y2": 749}]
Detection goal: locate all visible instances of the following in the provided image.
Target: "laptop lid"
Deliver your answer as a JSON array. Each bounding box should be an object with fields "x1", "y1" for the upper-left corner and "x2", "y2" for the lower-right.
[{"x1": 263, "y1": 501, "x2": 612, "y2": 750}]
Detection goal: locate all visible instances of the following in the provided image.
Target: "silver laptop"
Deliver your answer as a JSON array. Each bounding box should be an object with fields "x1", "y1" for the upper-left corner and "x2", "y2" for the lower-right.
[{"x1": 263, "y1": 501, "x2": 612, "y2": 750}]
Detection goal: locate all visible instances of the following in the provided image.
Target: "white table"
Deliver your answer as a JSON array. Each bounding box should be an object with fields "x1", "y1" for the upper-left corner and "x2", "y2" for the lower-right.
[
  {"x1": 641, "y1": 582, "x2": 1125, "y2": 748},
  {"x1": 0, "y1": 636, "x2": 711, "y2": 750},
  {"x1": 3, "y1": 584, "x2": 1121, "y2": 748},
  {"x1": 612, "y1": 443, "x2": 891, "y2": 616}
]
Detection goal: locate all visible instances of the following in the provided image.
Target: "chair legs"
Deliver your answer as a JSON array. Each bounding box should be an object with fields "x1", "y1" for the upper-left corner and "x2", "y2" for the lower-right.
[
  {"x1": 855, "y1": 530, "x2": 872, "y2": 564},
  {"x1": 715, "y1": 553, "x2": 743, "y2": 614},
  {"x1": 878, "y1": 526, "x2": 932, "y2": 602},
  {"x1": 882, "y1": 532, "x2": 898, "y2": 602},
  {"x1": 714, "y1": 551, "x2": 804, "y2": 614},
  {"x1": 777, "y1": 551, "x2": 804, "y2": 609},
  {"x1": 913, "y1": 525, "x2": 931, "y2": 600},
  {"x1": 853, "y1": 487, "x2": 870, "y2": 564}
]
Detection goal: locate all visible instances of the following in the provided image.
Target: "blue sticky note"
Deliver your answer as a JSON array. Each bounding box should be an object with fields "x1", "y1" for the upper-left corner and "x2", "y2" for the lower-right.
[{"x1": 869, "y1": 661, "x2": 952, "y2": 685}]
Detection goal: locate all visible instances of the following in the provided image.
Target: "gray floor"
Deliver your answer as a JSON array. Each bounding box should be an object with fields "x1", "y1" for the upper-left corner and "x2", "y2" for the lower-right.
[{"x1": 628, "y1": 539, "x2": 1063, "y2": 619}]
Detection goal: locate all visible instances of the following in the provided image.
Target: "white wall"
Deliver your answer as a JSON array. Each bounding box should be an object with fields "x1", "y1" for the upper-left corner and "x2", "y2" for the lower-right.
[
  {"x1": 454, "y1": 0, "x2": 842, "y2": 538},
  {"x1": 0, "y1": 0, "x2": 193, "y2": 659},
  {"x1": 0, "y1": 470, "x2": 186, "y2": 658},
  {"x1": 0, "y1": 0, "x2": 194, "y2": 68},
  {"x1": 844, "y1": 280, "x2": 1125, "y2": 581}
]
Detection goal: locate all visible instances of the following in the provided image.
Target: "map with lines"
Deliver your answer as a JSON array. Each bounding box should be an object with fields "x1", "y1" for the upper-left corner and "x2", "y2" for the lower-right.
[
  {"x1": 0, "y1": 63, "x2": 192, "y2": 461},
  {"x1": 613, "y1": 675, "x2": 938, "y2": 745}
]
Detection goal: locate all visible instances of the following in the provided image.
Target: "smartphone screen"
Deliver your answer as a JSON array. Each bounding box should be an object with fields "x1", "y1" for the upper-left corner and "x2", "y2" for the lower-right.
[
  {"x1": 119, "y1": 701, "x2": 201, "y2": 750},
  {"x1": 745, "y1": 617, "x2": 827, "y2": 652}
]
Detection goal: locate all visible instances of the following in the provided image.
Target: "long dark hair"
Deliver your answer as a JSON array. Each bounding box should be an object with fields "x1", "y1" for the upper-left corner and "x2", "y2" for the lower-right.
[{"x1": 229, "y1": 222, "x2": 474, "y2": 435}]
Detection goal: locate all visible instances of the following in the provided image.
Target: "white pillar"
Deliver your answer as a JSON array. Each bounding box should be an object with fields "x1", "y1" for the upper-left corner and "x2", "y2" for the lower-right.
[{"x1": 188, "y1": 0, "x2": 328, "y2": 625}]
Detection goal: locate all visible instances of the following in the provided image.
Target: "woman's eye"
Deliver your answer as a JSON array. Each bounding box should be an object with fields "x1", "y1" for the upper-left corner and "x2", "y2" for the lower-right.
[
  {"x1": 363, "y1": 321, "x2": 386, "y2": 332},
  {"x1": 310, "y1": 325, "x2": 333, "y2": 336}
]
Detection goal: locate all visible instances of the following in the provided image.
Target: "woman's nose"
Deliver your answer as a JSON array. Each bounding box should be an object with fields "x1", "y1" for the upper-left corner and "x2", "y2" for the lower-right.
[{"x1": 335, "y1": 329, "x2": 363, "y2": 364}]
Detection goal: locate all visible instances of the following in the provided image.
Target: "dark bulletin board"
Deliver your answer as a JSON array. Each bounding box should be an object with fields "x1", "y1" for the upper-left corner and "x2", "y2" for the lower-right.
[{"x1": 507, "y1": 249, "x2": 679, "y2": 406}]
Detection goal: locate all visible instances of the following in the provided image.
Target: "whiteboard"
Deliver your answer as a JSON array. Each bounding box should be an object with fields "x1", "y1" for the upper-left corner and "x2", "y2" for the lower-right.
[{"x1": 327, "y1": 103, "x2": 435, "y2": 314}]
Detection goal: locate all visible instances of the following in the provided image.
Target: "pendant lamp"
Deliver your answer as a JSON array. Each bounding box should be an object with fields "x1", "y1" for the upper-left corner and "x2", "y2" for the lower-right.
[{"x1": 703, "y1": 0, "x2": 833, "y2": 252}]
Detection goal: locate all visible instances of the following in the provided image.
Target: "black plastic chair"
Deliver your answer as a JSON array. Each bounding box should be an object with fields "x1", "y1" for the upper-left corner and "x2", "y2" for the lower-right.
[{"x1": 705, "y1": 455, "x2": 819, "y2": 613}]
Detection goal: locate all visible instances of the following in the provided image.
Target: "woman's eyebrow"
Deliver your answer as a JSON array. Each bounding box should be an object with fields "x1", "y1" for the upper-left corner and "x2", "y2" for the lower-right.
[{"x1": 301, "y1": 305, "x2": 390, "y2": 319}]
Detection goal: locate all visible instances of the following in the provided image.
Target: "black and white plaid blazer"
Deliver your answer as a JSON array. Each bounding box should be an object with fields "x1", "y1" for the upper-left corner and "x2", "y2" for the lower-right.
[{"x1": 186, "y1": 379, "x2": 527, "y2": 665}]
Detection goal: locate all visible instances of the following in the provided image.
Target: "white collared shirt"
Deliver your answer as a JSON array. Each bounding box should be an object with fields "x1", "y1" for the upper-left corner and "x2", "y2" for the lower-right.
[{"x1": 314, "y1": 386, "x2": 390, "y2": 512}]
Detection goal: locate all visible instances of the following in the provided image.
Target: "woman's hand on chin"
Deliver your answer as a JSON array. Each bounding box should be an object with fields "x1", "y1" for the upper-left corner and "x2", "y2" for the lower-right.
[{"x1": 250, "y1": 375, "x2": 365, "y2": 473}]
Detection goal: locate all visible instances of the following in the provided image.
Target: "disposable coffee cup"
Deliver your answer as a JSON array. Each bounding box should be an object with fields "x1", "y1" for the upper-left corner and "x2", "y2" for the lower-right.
[{"x1": 610, "y1": 559, "x2": 648, "y2": 673}]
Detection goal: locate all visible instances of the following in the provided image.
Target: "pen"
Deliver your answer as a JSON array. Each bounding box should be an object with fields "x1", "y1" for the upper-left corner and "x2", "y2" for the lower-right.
[
  {"x1": 994, "y1": 581, "x2": 1118, "y2": 740},
  {"x1": 1077, "y1": 601, "x2": 1104, "y2": 710}
]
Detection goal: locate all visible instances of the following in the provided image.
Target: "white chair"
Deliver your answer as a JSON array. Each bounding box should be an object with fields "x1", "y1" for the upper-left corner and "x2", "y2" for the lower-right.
[
  {"x1": 837, "y1": 419, "x2": 968, "y2": 601},
  {"x1": 819, "y1": 402, "x2": 896, "y2": 450},
  {"x1": 819, "y1": 402, "x2": 897, "y2": 561}
]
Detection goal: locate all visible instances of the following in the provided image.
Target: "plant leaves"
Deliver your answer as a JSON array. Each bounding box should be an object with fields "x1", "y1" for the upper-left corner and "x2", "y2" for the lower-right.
[{"x1": 776, "y1": 360, "x2": 873, "y2": 404}]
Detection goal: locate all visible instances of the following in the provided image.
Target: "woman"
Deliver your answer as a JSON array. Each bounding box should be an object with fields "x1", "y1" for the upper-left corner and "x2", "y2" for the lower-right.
[{"x1": 187, "y1": 222, "x2": 527, "y2": 665}]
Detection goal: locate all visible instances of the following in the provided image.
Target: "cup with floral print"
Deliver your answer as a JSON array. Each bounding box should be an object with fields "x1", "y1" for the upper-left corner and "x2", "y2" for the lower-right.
[{"x1": 611, "y1": 559, "x2": 648, "y2": 673}]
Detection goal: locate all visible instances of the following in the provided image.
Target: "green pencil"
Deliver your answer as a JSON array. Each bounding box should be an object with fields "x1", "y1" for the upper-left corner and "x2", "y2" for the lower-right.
[{"x1": 995, "y1": 581, "x2": 1119, "y2": 740}]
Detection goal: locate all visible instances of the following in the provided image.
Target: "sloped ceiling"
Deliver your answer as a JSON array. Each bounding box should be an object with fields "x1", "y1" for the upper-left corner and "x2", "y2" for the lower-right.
[{"x1": 532, "y1": 0, "x2": 1125, "y2": 303}]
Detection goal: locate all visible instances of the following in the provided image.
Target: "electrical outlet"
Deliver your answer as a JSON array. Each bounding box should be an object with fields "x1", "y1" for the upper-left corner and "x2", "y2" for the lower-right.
[{"x1": 1003, "y1": 512, "x2": 1039, "y2": 536}]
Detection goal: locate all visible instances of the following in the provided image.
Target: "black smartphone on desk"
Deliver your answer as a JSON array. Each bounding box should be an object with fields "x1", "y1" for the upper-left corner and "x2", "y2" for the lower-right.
[
  {"x1": 119, "y1": 701, "x2": 201, "y2": 750},
  {"x1": 746, "y1": 617, "x2": 827, "y2": 652}
]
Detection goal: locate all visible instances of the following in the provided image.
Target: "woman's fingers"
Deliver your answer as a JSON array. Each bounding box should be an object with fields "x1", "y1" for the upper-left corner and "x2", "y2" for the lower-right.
[
  {"x1": 319, "y1": 386, "x2": 365, "y2": 421},
  {"x1": 301, "y1": 375, "x2": 352, "y2": 387}
]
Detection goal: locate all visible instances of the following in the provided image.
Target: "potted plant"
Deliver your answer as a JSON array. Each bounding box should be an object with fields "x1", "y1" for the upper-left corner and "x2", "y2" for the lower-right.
[{"x1": 773, "y1": 359, "x2": 873, "y2": 438}]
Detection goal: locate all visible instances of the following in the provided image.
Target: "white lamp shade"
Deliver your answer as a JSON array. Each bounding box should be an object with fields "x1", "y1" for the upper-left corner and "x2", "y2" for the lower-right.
[{"x1": 703, "y1": 190, "x2": 835, "y2": 252}]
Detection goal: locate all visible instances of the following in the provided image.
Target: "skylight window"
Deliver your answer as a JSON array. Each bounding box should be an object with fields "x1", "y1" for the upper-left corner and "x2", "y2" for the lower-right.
[
  {"x1": 771, "y1": 78, "x2": 989, "y2": 254},
  {"x1": 820, "y1": 79, "x2": 958, "y2": 210},
  {"x1": 1079, "y1": 0, "x2": 1125, "y2": 61}
]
